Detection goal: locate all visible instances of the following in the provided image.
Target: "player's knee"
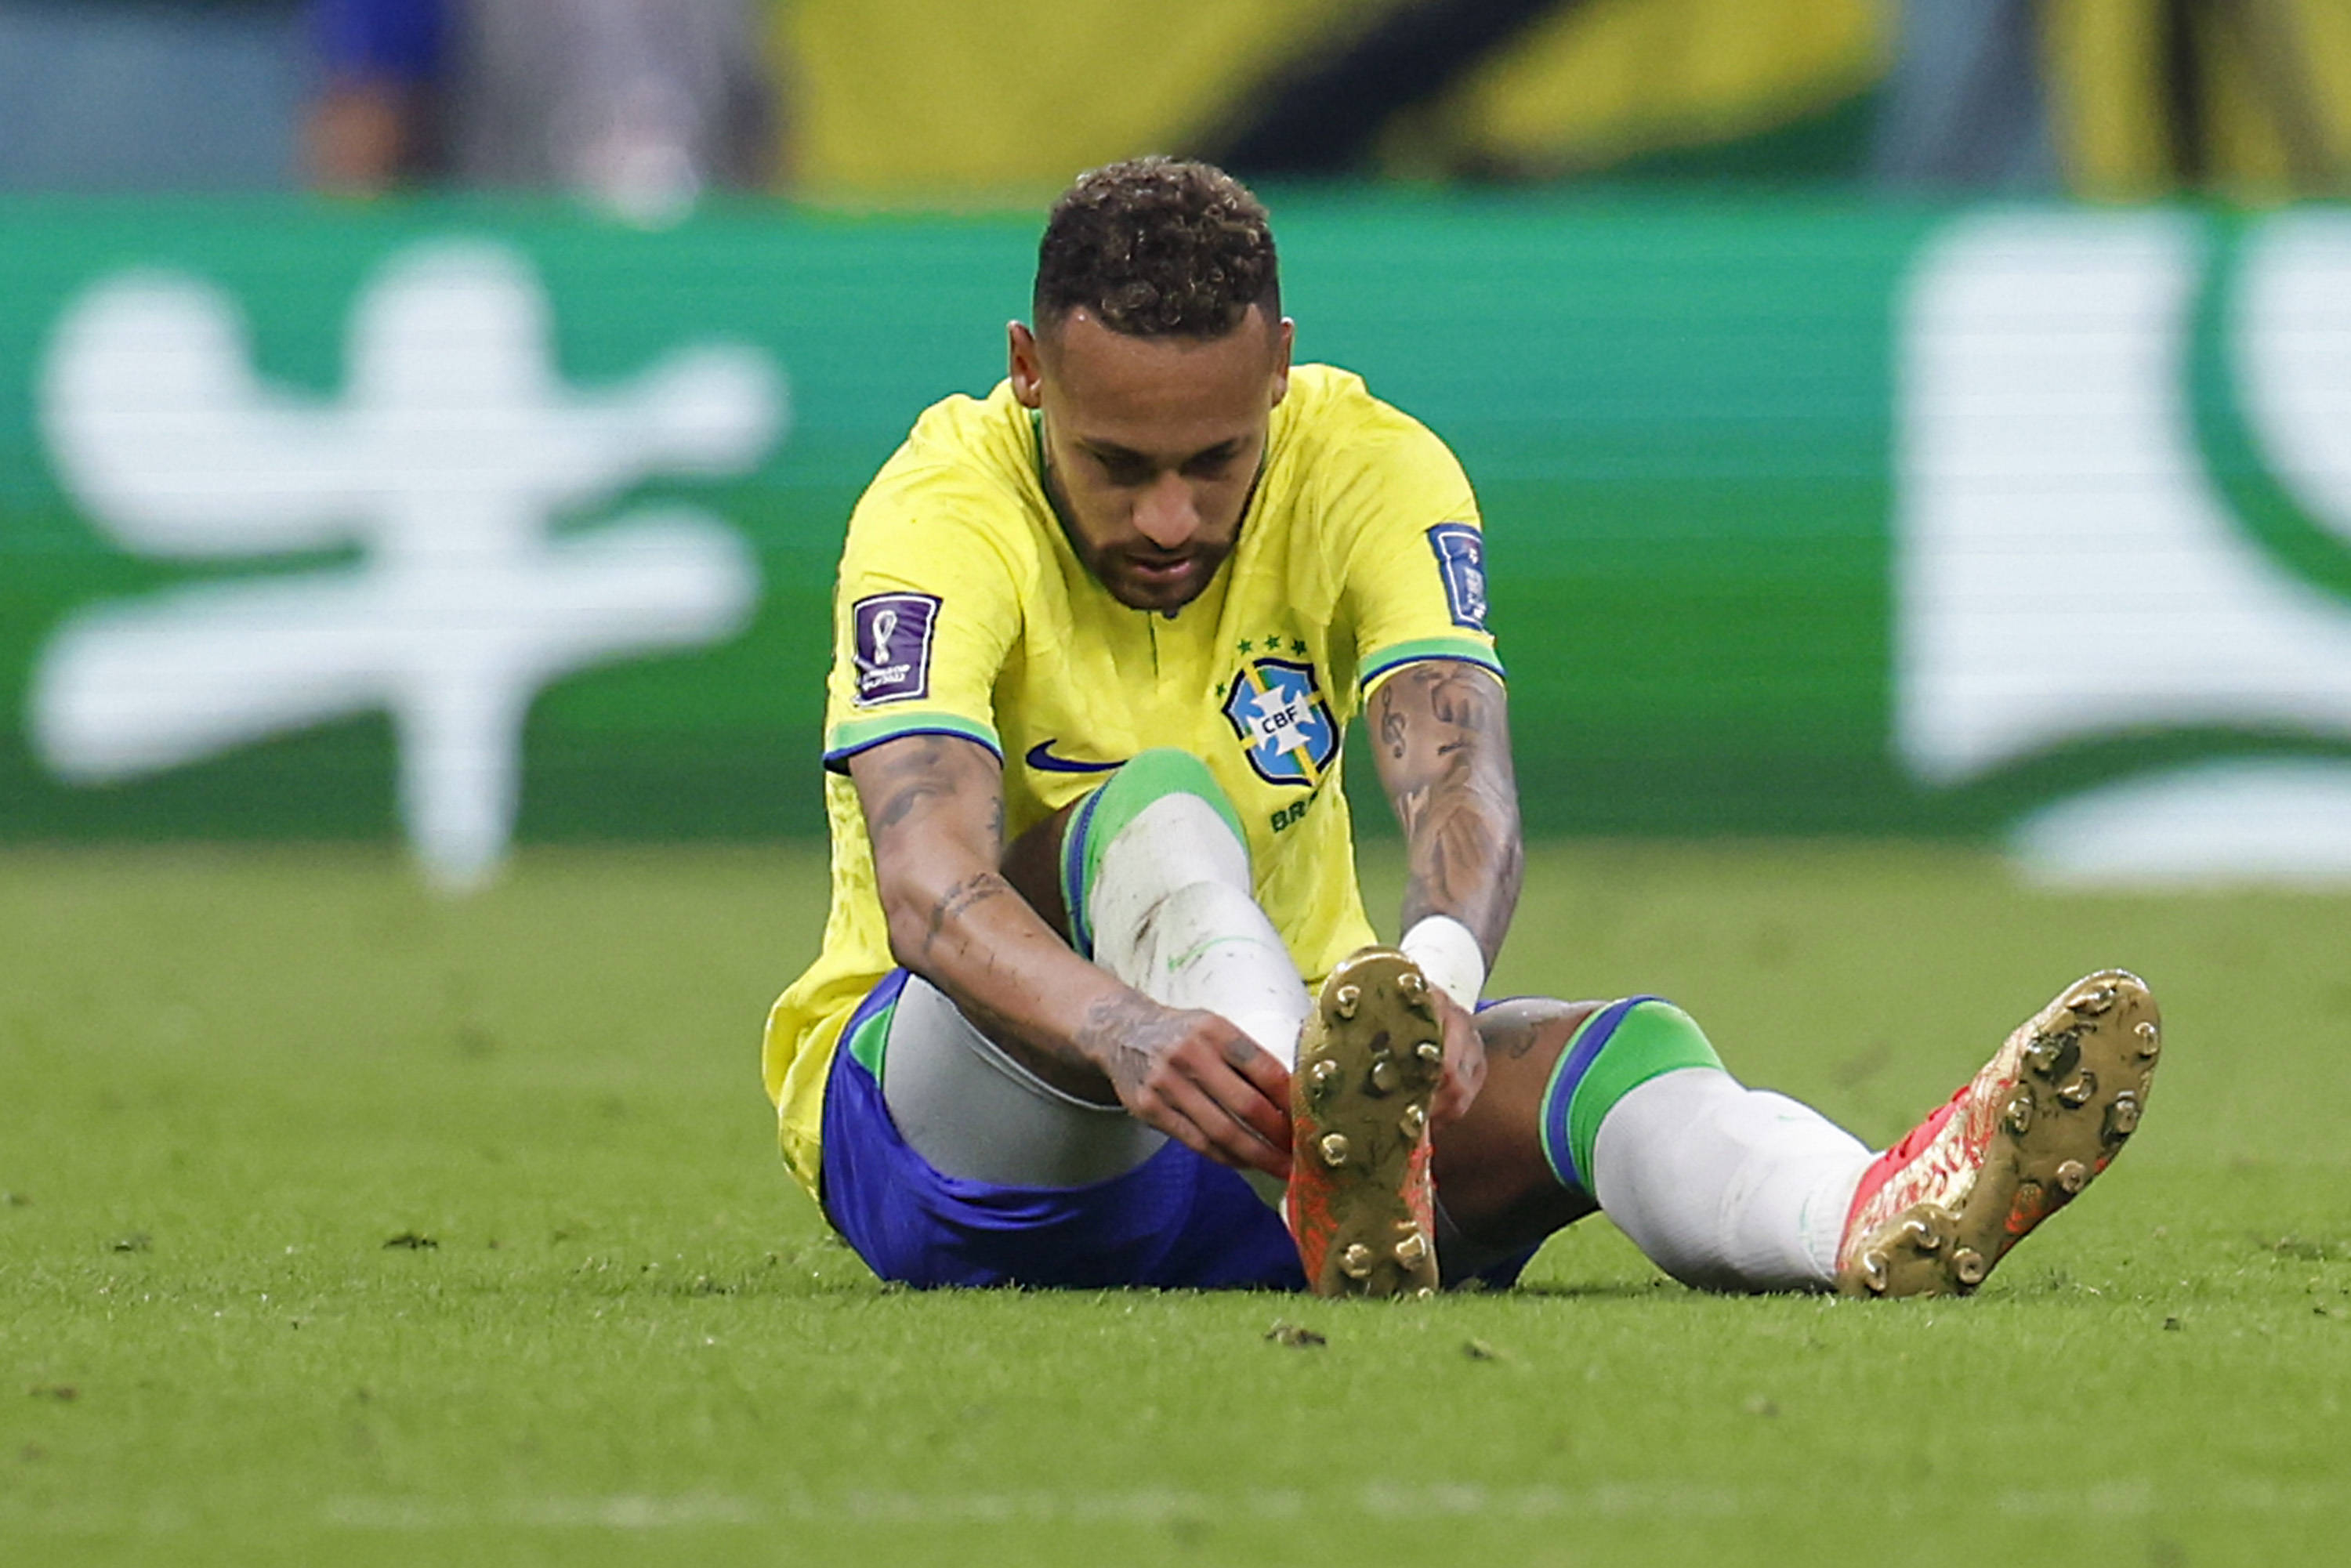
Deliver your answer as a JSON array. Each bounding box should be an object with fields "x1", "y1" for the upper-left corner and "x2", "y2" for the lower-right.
[
  {"x1": 1107, "y1": 748, "x2": 1238, "y2": 830},
  {"x1": 1089, "y1": 748, "x2": 1249, "y2": 860},
  {"x1": 1063, "y1": 748, "x2": 1254, "y2": 957}
]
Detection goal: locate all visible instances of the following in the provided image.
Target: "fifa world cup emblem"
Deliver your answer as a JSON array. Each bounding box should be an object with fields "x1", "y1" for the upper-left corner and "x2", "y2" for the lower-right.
[{"x1": 850, "y1": 591, "x2": 938, "y2": 704}]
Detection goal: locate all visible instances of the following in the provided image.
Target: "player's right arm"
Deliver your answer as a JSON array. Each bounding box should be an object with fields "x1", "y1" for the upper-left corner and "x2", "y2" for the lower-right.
[{"x1": 848, "y1": 731, "x2": 1292, "y2": 1179}]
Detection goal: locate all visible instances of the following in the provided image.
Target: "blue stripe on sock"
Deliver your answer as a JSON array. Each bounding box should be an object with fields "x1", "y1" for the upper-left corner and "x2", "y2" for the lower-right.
[
  {"x1": 1539, "y1": 994, "x2": 1665, "y2": 1194},
  {"x1": 1059, "y1": 785, "x2": 1107, "y2": 961}
]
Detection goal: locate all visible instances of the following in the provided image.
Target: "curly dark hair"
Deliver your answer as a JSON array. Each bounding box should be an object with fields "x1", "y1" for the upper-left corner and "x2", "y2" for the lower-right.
[{"x1": 1033, "y1": 157, "x2": 1280, "y2": 339}]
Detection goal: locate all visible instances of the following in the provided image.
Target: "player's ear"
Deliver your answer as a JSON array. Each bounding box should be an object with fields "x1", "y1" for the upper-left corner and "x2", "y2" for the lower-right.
[
  {"x1": 1008, "y1": 320, "x2": 1045, "y2": 409},
  {"x1": 1269, "y1": 314, "x2": 1295, "y2": 406}
]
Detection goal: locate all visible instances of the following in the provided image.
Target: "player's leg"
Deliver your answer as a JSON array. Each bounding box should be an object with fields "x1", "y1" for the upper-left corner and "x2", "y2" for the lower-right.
[
  {"x1": 1433, "y1": 995, "x2": 1869, "y2": 1291},
  {"x1": 877, "y1": 747, "x2": 1307, "y2": 1188},
  {"x1": 1054, "y1": 747, "x2": 1310, "y2": 1068},
  {"x1": 815, "y1": 747, "x2": 1312, "y2": 1289},
  {"x1": 1433, "y1": 972, "x2": 2161, "y2": 1296},
  {"x1": 818, "y1": 969, "x2": 1299, "y2": 1288}
]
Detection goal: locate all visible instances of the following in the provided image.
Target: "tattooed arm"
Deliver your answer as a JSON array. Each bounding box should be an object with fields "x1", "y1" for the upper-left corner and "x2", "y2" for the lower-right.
[
  {"x1": 847, "y1": 733, "x2": 1291, "y2": 1175},
  {"x1": 1367, "y1": 661, "x2": 1525, "y2": 1123},
  {"x1": 1370, "y1": 661, "x2": 1523, "y2": 958}
]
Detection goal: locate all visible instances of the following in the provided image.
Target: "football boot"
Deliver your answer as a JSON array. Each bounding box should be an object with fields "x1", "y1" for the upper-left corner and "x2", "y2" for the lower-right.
[
  {"x1": 1287, "y1": 947, "x2": 1444, "y2": 1298},
  {"x1": 1837, "y1": 969, "x2": 2160, "y2": 1298}
]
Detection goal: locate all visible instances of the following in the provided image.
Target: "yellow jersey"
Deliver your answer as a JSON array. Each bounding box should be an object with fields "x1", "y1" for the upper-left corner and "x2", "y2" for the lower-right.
[{"x1": 763, "y1": 364, "x2": 1501, "y2": 1196}]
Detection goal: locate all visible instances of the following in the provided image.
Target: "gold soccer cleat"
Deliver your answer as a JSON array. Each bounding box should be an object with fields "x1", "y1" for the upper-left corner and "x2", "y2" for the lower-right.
[
  {"x1": 1286, "y1": 948, "x2": 1445, "y2": 1298},
  {"x1": 1837, "y1": 970, "x2": 2161, "y2": 1298}
]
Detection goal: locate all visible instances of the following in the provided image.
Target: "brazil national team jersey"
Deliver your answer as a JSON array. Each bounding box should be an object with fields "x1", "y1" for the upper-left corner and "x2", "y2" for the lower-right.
[{"x1": 763, "y1": 364, "x2": 1501, "y2": 1196}]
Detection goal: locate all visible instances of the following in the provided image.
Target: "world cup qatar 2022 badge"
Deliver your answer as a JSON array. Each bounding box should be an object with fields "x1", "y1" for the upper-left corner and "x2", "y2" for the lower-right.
[
  {"x1": 1426, "y1": 522, "x2": 1487, "y2": 631},
  {"x1": 1222, "y1": 655, "x2": 1339, "y2": 787},
  {"x1": 850, "y1": 592, "x2": 940, "y2": 704}
]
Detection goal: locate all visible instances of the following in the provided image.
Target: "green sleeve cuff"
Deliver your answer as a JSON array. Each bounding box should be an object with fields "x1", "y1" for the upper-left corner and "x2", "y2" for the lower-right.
[
  {"x1": 822, "y1": 713, "x2": 1002, "y2": 774},
  {"x1": 1358, "y1": 637, "x2": 1505, "y2": 694}
]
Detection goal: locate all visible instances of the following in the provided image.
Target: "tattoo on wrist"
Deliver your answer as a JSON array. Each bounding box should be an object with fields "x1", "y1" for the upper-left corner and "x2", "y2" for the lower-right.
[{"x1": 922, "y1": 871, "x2": 1011, "y2": 955}]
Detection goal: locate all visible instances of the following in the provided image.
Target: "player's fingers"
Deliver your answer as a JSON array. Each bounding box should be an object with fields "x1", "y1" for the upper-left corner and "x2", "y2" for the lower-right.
[
  {"x1": 1206, "y1": 1073, "x2": 1292, "y2": 1177},
  {"x1": 1429, "y1": 1004, "x2": 1487, "y2": 1128},
  {"x1": 1209, "y1": 1038, "x2": 1294, "y2": 1159},
  {"x1": 1223, "y1": 1031, "x2": 1294, "y2": 1107},
  {"x1": 1128, "y1": 1080, "x2": 1219, "y2": 1163},
  {"x1": 1158, "y1": 1065, "x2": 1289, "y2": 1178}
]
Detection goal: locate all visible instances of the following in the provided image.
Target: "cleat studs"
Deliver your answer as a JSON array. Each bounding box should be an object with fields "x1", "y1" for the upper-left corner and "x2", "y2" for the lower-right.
[
  {"x1": 1861, "y1": 1253, "x2": 1891, "y2": 1295},
  {"x1": 1902, "y1": 1217, "x2": 1941, "y2": 1252},
  {"x1": 1319, "y1": 1133, "x2": 1352, "y2": 1168},
  {"x1": 2005, "y1": 1094, "x2": 2035, "y2": 1135},
  {"x1": 1394, "y1": 1230, "x2": 1429, "y2": 1267},
  {"x1": 2104, "y1": 1095, "x2": 2142, "y2": 1140},
  {"x1": 2024, "y1": 1036, "x2": 2063, "y2": 1075},
  {"x1": 1341, "y1": 1244, "x2": 1376, "y2": 1280},
  {"x1": 1399, "y1": 1103, "x2": 1427, "y2": 1140},
  {"x1": 2058, "y1": 1072, "x2": 2097, "y2": 1108},
  {"x1": 1397, "y1": 970, "x2": 1436, "y2": 1020},
  {"x1": 1370, "y1": 1056, "x2": 1401, "y2": 1093},
  {"x1": 1310, "y1": 1059, "x2": 1342, "y2": 1088},
  {"x1": 1415, "y1": 1040, "x2": 1444, "y2": 1068},
  {"x1": 1953, "y1": 1249, "x2": 1988, "y2": 1286},
  {"x1": 2069, "y1": 984, "x2": 2117, "y2": 1019},
  {"x1": 2055, "y1": 1159, "x2": 2089, "y2": 1195},
  {"x1": 1333, "y1": 985, "x2": 1361, "y2": 1020},
  {"x1": 2135, "y1": 1020, "x2": 2161, "y2": 1059}
]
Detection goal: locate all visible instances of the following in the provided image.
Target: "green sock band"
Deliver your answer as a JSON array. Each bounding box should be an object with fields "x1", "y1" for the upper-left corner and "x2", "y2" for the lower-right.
[
  {"x1": 1538, "y1": 997, "x2": 1726, "y2": 1194},
  {"x1": 1058, "y1": 748, "x2": 1247, "y2": 958}
]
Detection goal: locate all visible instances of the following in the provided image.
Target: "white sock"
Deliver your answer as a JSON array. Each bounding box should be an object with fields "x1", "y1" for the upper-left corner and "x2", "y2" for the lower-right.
[
  {"x1": 1086, "y1": 794, "x2": 1310, "y2": 1067},
  {"x1": 1590, "y1": 1067, "x2": 1872, "y2": 1292}
]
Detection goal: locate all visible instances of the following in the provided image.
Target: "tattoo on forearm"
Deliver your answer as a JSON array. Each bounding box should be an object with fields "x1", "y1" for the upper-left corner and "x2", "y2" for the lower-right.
[
  {"x1": 1373, "y1": 664, "x2": 1523, "y2": 958},
  {"x1": 922, "y1": 870, "x2": 1012, "y2": 955}
]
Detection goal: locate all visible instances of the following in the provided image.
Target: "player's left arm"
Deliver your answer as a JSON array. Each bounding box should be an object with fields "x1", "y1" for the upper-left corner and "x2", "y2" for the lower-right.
[
  {"x1": 1330, "y1": 393, "x2": 1520, "y2": 1124},
  {"x1": 1367, "y1": 659, "x2": 1524, "y2": 1127}
]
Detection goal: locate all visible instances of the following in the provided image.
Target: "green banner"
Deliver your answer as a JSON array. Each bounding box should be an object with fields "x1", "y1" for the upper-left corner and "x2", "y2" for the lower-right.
[{"x1": 5, "y1": 195, "x2": 2350, "y2": 883}]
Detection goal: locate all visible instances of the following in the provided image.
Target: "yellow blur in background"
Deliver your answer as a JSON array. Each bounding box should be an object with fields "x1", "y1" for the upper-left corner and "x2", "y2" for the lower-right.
[
  {"x1": 774, "y1": 0, "x2": 1884, "y2": 196},
  {"x1": 775, "y1": 0, "x2": 2349, "y2": 201}
]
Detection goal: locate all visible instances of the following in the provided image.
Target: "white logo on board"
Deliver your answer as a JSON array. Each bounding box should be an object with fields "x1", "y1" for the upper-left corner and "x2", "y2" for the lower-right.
[
  {"x1": 1896, "y1": 212, "x2": 2351, "y2": 883},
  {"x1": 31, "y1": 240, "x2": 786, "y2": 889}
]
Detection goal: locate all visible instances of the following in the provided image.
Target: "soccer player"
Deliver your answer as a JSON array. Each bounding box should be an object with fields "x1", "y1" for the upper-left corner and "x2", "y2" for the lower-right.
[{"x1": 763, "y1": 158, "x2": 2160, "y2": 1298}]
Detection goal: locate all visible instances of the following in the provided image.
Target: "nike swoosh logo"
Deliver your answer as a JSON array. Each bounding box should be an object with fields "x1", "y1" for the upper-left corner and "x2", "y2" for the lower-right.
[{"x1": 1024, "y1": 740, "x2": 1124, "y2": 774}]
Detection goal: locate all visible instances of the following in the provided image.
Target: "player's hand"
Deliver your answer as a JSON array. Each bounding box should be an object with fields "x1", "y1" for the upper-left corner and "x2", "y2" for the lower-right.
[
  {"x1": 1091, "y1": 1000, "x2": 1294, "y2": 1179},
  {"x1": 1428, "y1": 988, "x2": 1487, "y2": 1130}
]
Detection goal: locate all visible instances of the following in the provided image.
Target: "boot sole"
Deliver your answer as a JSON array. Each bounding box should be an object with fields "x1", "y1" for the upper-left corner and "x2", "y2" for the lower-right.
[
  {"x1": 1843, "y1": 969, "x2": 2161, "y2": 1298},
  {"x1": 1291, "y1": 949, "x2": 1445, "y2": 1298}
]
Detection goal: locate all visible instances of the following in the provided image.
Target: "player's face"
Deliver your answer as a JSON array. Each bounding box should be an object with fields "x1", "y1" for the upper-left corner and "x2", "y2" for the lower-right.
[{"x1": 1009, "y1": 306, "x2": 1293, "y2": 613}]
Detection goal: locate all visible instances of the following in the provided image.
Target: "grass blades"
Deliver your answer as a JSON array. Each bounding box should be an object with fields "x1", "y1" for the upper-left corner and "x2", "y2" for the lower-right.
[{"x1": 3, "y1": 841, "x2": 2348, "y2": 1563}]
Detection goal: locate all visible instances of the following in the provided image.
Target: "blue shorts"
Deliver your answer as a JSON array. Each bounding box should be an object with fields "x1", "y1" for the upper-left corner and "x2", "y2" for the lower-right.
[{"x1": 817, "y1": 971, "x2": 1536, "y2": 1291}]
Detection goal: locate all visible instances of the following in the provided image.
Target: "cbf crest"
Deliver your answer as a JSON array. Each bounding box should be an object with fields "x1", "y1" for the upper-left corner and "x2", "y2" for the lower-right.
[{"x1": 1221, "y1": 654, "x2": 1339, "y2": 787}]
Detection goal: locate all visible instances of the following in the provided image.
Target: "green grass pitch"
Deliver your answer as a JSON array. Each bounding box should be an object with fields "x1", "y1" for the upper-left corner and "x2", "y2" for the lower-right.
[{"x1": 3, "y1": 840, "x2": 2348, "y2": 1564}]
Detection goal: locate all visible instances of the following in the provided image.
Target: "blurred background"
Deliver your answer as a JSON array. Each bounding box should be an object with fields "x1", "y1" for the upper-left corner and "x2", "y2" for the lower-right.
[
  {"x1": 3, "y1": 0, "x2": 2349, "y2": 887},
  {"x1": 4, "y1": 0, "x2": 2347, "y2": 201}
]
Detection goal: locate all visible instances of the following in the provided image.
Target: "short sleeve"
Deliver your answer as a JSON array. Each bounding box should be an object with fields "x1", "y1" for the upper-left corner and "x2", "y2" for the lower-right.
[
  {"x1": 1330, "y1": 410, "x2": 1503, "y2": 697},
  {"x1": 820, "y1": 471, "x2": 1024, "y2": 773}
]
